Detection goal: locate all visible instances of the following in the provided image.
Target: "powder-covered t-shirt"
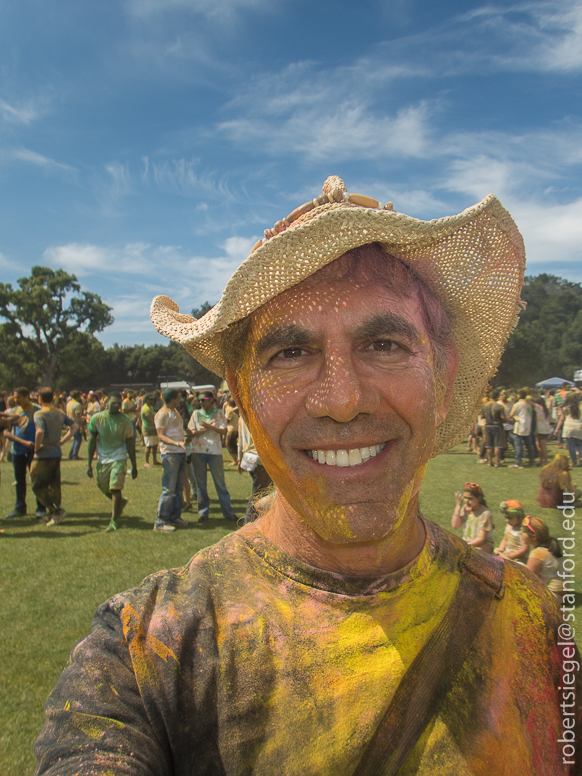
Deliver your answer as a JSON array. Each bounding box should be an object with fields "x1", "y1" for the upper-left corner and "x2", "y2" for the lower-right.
[
  {"x1": 188, "y1": 409, "x2": 226, "y2": 456},
  {"x1": 154, "y1": 406, "x2": 184, "y2": 454},
  {"x1": 87, "y1": 411, "x2": 134, "y2": 463},
  {"x1": 33, "y1": 407, "x2": 75, "y2": 459},
  {"x1": 35, "y1": 520, "x2": 580, "y2": 775},
  {"x1": 460, "y1": 508, "x2": 494, "y2": 552}
]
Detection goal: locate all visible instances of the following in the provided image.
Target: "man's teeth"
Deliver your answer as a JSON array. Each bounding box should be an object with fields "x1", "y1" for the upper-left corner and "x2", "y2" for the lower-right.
[{"x1": 307, "y1": 444, "x2": 387, "y2": 467}]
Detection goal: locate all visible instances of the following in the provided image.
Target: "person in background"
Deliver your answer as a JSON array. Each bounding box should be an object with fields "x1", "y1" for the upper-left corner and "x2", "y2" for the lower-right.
[
  {"x1": 560, "y1": 391, "x2": 582, "y2": 467},
  {"x1": 451, "y1": 482, "x2": 494, "y2": 553},
  {"x1": 225, "y1": 398, "x2": 240, "y2": 467},
  {"x1": 3, "y1": 387, "x2": 45, "y2": 520},
  {"x1": 481, "y1": 388, "x2": 505, "y2": 467},
  {"x1": 509, "y1": 388, "x2": 534, "y2": 468},
  {"x1": 187, "y1": 391, "x2": 237, "y2": 523},
  {"x1": 531, "y1": 396, "x2": 551, "y2": 467},
  {"x1": 141, "y1": 394, "x2": 160, "y2": 468},
  {"x1": 237, "y1": 415, "x2": 273, "y2": 524},
  {"x1": 66, "y1": 390, "x2": 84, "y2": 460},
  {"x1": 537, "y1": 453, "x2": 581, "y2": 509},
  {"x1": 87, "y1": 393, "x2": 137, "y2": 532},
  {"x1": 522, "y1": 516, "x2": 564, "y2": 605},
  {"x1": 32, "y1": 387, "x2": 78, "y2": 526},
  {"x1": 153, "y1": 388, "x2": 189, "y2": 532},
  {"x1": 494, "y1": 500, "x2": 528, "y2": 562},
  {"x1": 122, "y1": 390, "x2": 138, "y2": 442}
]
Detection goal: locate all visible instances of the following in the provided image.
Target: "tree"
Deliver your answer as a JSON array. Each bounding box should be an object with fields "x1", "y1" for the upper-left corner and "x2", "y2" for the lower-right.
[
  {"x1": 0, "y1": 266, "x2": 113, "y2": 386},
  {"x1": 496, "y1": 274, "x2": 582, "y2": 387}
]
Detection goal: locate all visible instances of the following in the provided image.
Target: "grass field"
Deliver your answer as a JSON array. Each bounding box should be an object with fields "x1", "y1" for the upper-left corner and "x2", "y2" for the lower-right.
[{"x1": 1, "y1": 439, "x2": 580, "y2": 774}]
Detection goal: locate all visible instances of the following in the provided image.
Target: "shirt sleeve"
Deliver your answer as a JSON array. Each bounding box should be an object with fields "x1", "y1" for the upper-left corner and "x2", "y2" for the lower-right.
[
  {"x1": 34, "y1": 600, "x2": 171, "y2": 775},
  {"x1": 215, "y1": 411, "x2": 227, "y2": 430},
  {"x1": 154, "y1": 410, "x2": 168, "y2": 433},
  {"x1": 34, "y1": 411, "x2": 46, "y2": 433},
  {"x1": 478, "y1": 510, "x2": 493, "y2": 533}
]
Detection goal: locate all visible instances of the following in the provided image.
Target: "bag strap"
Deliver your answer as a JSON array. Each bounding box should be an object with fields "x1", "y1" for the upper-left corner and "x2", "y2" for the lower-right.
[{"x1": 353, "y1": 549, "x2": 505, "y2": 776}]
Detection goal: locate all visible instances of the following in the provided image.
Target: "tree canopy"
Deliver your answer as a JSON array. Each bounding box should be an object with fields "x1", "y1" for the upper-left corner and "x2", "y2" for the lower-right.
[
  {"x1": 0, "y1": 266, "x2": 113, "y2": 386},
  {"x1": 496, "y1": 274, "x2": 582, "y2": 387}
]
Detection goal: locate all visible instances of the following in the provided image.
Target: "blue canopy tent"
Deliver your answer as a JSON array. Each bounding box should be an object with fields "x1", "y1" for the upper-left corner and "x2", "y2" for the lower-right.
[{"x1": 535, "y1": 377, "x2": 574, "y2": 388}]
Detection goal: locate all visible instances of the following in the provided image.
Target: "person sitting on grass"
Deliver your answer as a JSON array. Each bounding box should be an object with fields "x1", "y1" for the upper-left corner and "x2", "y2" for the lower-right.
[
  {"x1": 522, "y1": 516, "x2": 565, "y2": 606},
  {"x1": 536, "y1": 453, "x2": 581, "y2": 509},
  {"x1": 493, "y1": 500, "x2": 529, "y2": 562},
  {"x1": 87, "y1": 393, "x2": 137, "y2": 532},
  {"x1": 451, "y1": 482, "x2": 494, "y2": 553}
]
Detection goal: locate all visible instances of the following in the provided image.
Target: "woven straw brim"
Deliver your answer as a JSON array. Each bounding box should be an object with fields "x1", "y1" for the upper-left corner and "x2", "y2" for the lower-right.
[{"x1": 151, "y1": 194, "x2": 525, "y2": 456}]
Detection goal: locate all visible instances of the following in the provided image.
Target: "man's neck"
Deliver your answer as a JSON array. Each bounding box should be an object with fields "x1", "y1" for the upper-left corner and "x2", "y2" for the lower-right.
[{"x1": 254, "y1": 497, "x2": 426, "y2": 577}]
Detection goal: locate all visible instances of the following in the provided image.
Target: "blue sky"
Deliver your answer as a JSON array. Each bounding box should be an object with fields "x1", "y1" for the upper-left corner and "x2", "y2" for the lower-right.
[{"x1": 1, "y1": 0, "x2": 581, "y2": 346}]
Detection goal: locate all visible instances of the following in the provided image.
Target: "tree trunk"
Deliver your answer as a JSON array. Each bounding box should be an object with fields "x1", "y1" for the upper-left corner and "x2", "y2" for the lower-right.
[{"x1": 41, "y1": 350, "x2": 59, "y2": 387}]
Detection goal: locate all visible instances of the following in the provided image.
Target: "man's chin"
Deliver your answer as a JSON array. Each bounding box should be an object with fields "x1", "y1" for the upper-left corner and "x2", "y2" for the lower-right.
[{"x1": 296, "y1": 500, "x2": 405, "y2": 545}]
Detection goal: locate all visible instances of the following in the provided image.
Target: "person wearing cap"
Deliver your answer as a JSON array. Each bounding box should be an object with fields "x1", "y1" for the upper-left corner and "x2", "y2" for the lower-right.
[
  {"x1": 35, "y1": 177, "x2": 580, "y2": 774},
  {"x1": 153, "y1": 388, "x2": 190, "y2": 532}
]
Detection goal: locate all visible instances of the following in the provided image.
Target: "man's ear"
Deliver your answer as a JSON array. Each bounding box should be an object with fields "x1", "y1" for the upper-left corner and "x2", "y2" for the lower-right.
[
  {"x1": 225, "y1": 368, "x2": 249, "y2": 425},
  {"x1": 435, "y1": 342, "x2": 458, "y2": 427}
]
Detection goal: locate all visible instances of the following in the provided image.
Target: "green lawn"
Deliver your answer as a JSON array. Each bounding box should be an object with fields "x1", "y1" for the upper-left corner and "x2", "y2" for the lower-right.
[{"x1": 1, "y1": 440, "x2": 580, "y2": 774}]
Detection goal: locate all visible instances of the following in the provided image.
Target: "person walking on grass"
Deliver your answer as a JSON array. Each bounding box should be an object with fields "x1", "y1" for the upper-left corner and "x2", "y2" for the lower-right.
[
  {"x1": 87, "y1": 393, "x2": 138, "y2": 532},
  {"x1": 31, "y1": 387, "x2": 78, "y2": 527},
  {"x1": 153, "y1": 388, "x2": 190, "y2": 532}
]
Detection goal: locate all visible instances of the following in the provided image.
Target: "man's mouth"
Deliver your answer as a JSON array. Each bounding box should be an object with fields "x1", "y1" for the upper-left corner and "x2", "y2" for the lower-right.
[{"x1": 304, "y1": 443, "x2": 388, "y2": 468}]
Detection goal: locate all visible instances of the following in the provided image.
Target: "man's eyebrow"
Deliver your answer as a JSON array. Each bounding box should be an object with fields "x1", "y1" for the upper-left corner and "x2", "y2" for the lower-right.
[
  {"x1": 354, "y1": 313, "x2": 421, "y2": 342},
  {"x1": 254, "y1": 324, "x2": 314, "y2": 358}
]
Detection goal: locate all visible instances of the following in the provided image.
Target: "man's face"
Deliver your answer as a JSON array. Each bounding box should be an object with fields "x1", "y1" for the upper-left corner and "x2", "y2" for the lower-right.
[
  {"x1": 14, "y1": 392, "x2": 27, "y2": 408},
  {"x1": 108, "y1": 397, "x2": 122, "y2": 414},
  {"x1": 232, "y1": 273, "x2": 455, "y2": 544}
]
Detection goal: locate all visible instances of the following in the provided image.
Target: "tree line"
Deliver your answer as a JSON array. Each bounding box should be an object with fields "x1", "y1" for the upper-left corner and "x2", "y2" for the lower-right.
[{"x1": 1, "y1": 267, "x2": 581, "y2": 392}]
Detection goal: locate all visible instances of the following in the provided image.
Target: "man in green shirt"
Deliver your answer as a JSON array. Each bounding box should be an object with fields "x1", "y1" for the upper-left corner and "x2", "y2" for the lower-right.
[{"x1": 87, "y1": 393, "x2": 138, "y2": 532}]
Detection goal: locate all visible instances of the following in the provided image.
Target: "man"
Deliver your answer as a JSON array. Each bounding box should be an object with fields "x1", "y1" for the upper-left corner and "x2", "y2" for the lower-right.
[
  {"x1": 31, "y1": 387, "x2": 78, "y2": 527},
  {"x1": 3, "y1": 387, "x2": 45, "y2": 519},
  {"x1": 153, "y1": 388, "x2": 190, "y2": 532},
  {"x1": 509, "y1": 387, "x2": 535, "y2": 468},
  {"x1": 87, "y1": 393, "x2": 138, "y2": 532},
  {"x1": 66, "y1": 390, "x2": 84, "y2": 460},
  {"x1": 481, "y1": 387, "x2": 505, "y2": 467},
  {"x1": 35, "y1": 177, "x2": 580, "y2": 774}
]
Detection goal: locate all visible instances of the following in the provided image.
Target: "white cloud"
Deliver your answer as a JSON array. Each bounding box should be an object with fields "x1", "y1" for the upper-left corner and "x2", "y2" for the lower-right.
[
  {"x1": 0, "y1": 252, "x2": 21, "y2": 274},
  {"x1": 106, "y1": 162, "x2": 132, "y2": 195},
  {"x1": 1, "y1": 147, "x2": 75, "y2": 171},
  {"x1": 0, "y1": 98, "x2": 40, "y2": 125}
]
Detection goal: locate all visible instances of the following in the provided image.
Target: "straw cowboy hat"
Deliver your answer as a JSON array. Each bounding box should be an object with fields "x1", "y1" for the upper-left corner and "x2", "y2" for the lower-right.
[{"x1": 151, "y1": 175, "x2": 526, "y2": 455}]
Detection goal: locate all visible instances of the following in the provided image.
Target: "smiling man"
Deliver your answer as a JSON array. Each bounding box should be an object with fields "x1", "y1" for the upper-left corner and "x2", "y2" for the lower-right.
[{"x1": 35, "y1": 177, "x2": 580, "y2": 775}]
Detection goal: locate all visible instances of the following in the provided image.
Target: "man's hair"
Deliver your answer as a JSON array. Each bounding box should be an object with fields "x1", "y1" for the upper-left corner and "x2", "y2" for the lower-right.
[
  {"x1": 220, "y1": 243, "x2": 453, "y2": 388},
  {"x1": 14, "y1": 387, "x2": 29, "y2": 398},
  {"x1": 109, "y1": 392, "x2": 122, "y2": 402},
  {"x1": 491, "y1": 388, "x2": 501, "y2": 400},
  {"x1": 517, "y1": 388, "x2": 528, "y2": 399},
  {"x1": 39, "y1": 387, "x2": 54, "y2": 404},
  {"x1": 143, "y1": 393, "x2": 153, "y2": 404},
  {"x1": 163, "y1": 388, "x2": 179, "y2": 404},
  {"x1": 70, "y1": 390, "x2": 81, "y2": 400}
]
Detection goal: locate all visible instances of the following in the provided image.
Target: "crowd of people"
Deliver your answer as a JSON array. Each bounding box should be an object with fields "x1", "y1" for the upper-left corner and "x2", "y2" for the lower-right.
[
  {"x1": 470, "y1": 383, "x2": 582, "y2": 469},
  {"x1": 0, "y1": 384, "x2": 272, "y2": 531}
]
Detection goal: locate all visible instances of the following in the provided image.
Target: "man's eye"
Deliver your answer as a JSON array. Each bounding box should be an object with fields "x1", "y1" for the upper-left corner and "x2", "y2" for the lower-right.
[
  {"x1": 366, "y1": 340, "x2": 399, "y2": 351},
  {"x1": 275, "y1": 347, "x2": 309, "y2": 359}
]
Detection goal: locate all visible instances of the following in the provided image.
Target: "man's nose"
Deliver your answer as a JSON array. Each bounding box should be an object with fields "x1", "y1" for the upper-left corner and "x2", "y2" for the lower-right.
[{"x1": 305, "y1": 348, "x2": 379, "y2": 422}]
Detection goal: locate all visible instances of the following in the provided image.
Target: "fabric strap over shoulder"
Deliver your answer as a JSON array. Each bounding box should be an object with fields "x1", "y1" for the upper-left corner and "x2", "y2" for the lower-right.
[{"x1": 354, "y1": 549, "x2": 505, "y2": 776}]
